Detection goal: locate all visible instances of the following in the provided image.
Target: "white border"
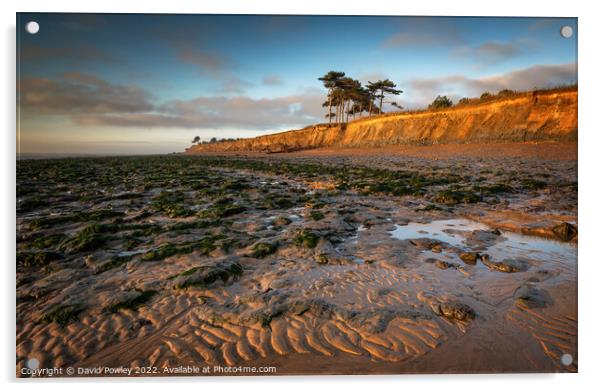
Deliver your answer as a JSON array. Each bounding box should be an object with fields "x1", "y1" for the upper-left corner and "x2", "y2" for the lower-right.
[{"x1": 3, "y1": 1, "x2": 602, "y2": 390}]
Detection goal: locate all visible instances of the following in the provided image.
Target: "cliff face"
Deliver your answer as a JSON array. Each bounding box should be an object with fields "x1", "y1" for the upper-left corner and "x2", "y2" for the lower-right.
[{"x1": 186, "y1": 89, "x2": 577, "y2": 154}]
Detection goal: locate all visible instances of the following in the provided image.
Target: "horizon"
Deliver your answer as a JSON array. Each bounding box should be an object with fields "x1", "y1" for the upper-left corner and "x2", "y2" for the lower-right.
[{"x1": 17, "y1": 13, "x2": 577, "y2": 155}]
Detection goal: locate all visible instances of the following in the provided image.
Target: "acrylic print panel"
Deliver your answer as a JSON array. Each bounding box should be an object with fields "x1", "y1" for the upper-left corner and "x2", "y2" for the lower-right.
[{"x1": 16, "y1": 13, "x2": 578, "y2": 377}]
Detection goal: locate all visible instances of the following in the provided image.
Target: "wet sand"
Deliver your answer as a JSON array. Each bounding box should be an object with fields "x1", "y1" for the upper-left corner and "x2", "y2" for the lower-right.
[{"x1": 16, "y1": 144, "x2": 577, "y2": 376}]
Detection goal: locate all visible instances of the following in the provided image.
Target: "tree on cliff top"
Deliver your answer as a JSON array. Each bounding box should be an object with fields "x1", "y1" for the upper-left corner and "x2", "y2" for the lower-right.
[
  {"x1": 368, "y1": 79, "x2": 403, "y2": 114},
  {"x1": 192, "y1": 136, "x2": 201, "y2": 144},
  {"x1": 318, "y1": 71, "x2": 346, "y2": 125}
]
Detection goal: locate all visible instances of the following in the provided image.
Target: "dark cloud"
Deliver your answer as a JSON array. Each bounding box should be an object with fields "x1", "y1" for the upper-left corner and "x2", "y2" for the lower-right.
[
  {"x1": 19, "y1": 73, "x2": 154, "y2": 115},
  {"x1": 474, "y1": 63, "x2": 577, "y2": 91},
  {"x1": 177, "y1": 46, "x2": 236, "y2": 75},
  {"x1": 58, "y1": 14, "x2": 108, "y2": 32},
  {"x1": 262, "y1": 75, "x2": 283, "y2": 86},
  {"x1": 454, "y1": 41, "x2": 525, "y2": 65},
  {"x1": 404, "y1": 63, "x2": 577, "y2": 108},
  {"x1": 20, "y1": 72, "x2": 323, "y2": 130},
  {"x1": 21, "y1": 44, "x2": 120, "y2": 64},
  {"x1": 81, "y1": 91, "x2": 324, "y2": 129}
]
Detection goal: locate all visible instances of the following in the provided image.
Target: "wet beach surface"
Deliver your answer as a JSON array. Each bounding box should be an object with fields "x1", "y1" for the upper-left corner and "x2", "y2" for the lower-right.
[{"x1": 16, "y1": 151, "x2": 577, "y2": 375}]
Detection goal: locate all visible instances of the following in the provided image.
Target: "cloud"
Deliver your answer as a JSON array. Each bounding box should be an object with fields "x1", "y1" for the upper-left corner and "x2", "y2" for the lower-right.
[
  {"x1": 212, "y1": 76, "x2": 254, "y2": 94},
  {"x1": 404, "y1": 62, "x2": 577, "y2": 108},
  {"x1": 262, "y1": 75, "x2": 283, "y2": 86},
  {"x1": 79, "y1": 91, "x2": 324, "y2": 129},
  {"x1": 475, "y1": 63, "x2": 577, "y2": 91},
  {"x1": 19, "y1": 73, "x2": 154, "y2": 115},
  {"x1": 20, "y1": 72, "x2": 324, "y2": 130},
  {"x1": 381, "y1": 19, "x2": 464, "y2": 49},
  {"x1": 58, "y1": 14, "x2": 108, "y2": 32},
  {"x1": 528, "y1": 19, "x2": 557, "y2": 31},
  {"x1": 177, "y1": 46, "x2": 235, "y2": 75},
  {"x1": 20, "y1": 44, "x2": 120, "y2": 64},
  {"x1": 453, "y1": 41, "x2": 525, "y2": 65}
]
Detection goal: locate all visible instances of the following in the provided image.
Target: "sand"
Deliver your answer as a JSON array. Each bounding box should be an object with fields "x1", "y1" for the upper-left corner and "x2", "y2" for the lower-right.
[{"x1": 16, "y1": 142, "x2": 577, "y2": 376}]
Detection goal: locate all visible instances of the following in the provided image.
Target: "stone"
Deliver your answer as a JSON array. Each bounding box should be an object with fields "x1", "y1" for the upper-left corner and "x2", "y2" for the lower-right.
[
  {"x1": 435, "y1": 260, "x2": 458, "y2": 270},
  {"x1": 410, "y1": 238, "x2": 444, "y2": 250},
  {"x1": 435, "y1": 301, "x2": 475, "y2": 321},
  {"x1": 459, "y1": 252, "x2": 479, "y2": 265},
  {"x1": 481, "y1": 255, "x2": 526, "y2": 273},
  {"x1": 552, "y1": 222, "x2": 577, "y2": 242},
  {"x1": 514, "y1": 285, "x2": 550, "y2": 309}
]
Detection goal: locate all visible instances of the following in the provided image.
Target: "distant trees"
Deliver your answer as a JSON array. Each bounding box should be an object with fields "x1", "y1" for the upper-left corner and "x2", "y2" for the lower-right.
[
  {"x1": 319, "y1": 72, "x2": 403, "y2": 125},
  {"x1": 429, "y1": 95, "x2": 453, "y2": 109},
  {"x1": 195, "y1": 137, "x2": 242, "y2": 145},
  {"x1": 497, "y1": 89, "x2": 515, "y2": 97}
]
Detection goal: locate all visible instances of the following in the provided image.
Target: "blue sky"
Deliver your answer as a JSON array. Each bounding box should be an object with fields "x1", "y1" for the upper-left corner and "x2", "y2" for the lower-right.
[{"x1": 17, "y1": 13, "x2": 577, "y2": 154}]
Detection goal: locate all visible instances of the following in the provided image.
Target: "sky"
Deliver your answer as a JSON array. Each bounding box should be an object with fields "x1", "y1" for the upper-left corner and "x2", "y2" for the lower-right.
[{"x1": 17, "y1": 13, "x2": 577, "y2": 155}]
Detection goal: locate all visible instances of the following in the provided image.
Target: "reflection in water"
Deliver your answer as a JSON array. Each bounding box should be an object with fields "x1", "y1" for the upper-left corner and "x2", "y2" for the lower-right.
[{"x1": 390, "y1": 219, "x2": 576, "y2": 264}]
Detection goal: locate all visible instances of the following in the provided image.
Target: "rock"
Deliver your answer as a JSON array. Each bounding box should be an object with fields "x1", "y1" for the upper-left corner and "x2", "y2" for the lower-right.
[
  {"x1": 170, "y1": 257, "x2": 243, "y2": 290},
  {"x1": 491, "y1": 228, "x2": 502, "y2": 235},
  {"x1": 514, "y1": 285, "x2": 550, "y2": 309},
  {"x1": 435, "y1": 301, "x2": 475, "y2": 321},
  {"x1": 459, "y1": 252, "x2": 479, "y2": 265},
  {"x1": 435, "y1": 260, "x2": 458, "y2": 270},
  {"x1": 316, "y1": 253, "x2": 329, "y2": 265},
  {"x1": 552, "y1": 222, "x2": 577, "y2": 242},
  {"x1": 481, "y1": 254, "x2": 526, "y2": 273},
  {"x1": 431, "y1": 245, "x2": 443, "y2": 253},
  {"x1": 410, "y1": 238, "x2": 445, "y2": 250},
  {"x1": 249, "y1": 241, "x2": 278, "y2": 258},
  {"x1": 273, "y1": 216, "x2": 292, "y2": 226}
]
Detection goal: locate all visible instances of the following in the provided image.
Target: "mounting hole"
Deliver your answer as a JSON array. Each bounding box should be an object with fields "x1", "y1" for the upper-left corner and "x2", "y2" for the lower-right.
[
  {"x1": 25, "y1": 21, "x2": 39, "y2": 34},
  {"x1": 561, "y1": 353, "x2": 573, "y2": 366},
  {"x1": 560, "y1": 25, "x2": 573, "y2": 38},
  {"x1": 26, "y1": 358, "x2": 40, "y2": 370}
]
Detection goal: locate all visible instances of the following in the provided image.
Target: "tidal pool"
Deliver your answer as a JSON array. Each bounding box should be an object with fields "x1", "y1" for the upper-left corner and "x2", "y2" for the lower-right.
[{"x1": 390, "y1": 218, "x2": 576, "y2": 264}]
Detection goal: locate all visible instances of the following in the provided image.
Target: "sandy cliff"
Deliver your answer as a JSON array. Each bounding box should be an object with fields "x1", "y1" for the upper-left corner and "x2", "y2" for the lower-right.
[{"x1": 186, "y1": 88, "x2": 577, "y2": 154}]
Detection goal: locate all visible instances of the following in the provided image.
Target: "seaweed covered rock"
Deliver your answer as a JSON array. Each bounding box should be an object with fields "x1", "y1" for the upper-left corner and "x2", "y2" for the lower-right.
[
  {"x1": 105, "y1": 290, "x2": 156, "y2": 313},
  {"x1": 249, "y1": 241, "x2": 278, "y2": 258},
  {"x1": 170, "y1": 257, "x2": 243, "y2": 290},
  {"x1": 38, "y1": 303, "x2": 85, "y2": 327},
  {"x1": 552, "y1": 222, "x2": 577, "y2": 242},
  {"x1": 434, "y1": 301, "x2": 475, "y2": 321},
  {"x1": 17, "y1": 251, "x2": 63, "y2": 269},
  {"x1": 481, "y1": 254, "x2": 527, "y2": 273},
  {"x1": 409, "y1": 238, "x2": 446, "y2": 251}
]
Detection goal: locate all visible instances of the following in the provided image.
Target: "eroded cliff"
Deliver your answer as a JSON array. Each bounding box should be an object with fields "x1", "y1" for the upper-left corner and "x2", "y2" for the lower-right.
[{"x1": 186, "y1": 88, "x2": 577, "y2": 154}]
